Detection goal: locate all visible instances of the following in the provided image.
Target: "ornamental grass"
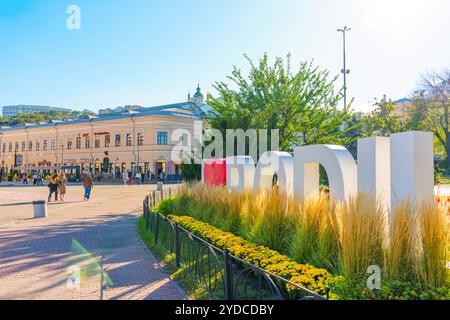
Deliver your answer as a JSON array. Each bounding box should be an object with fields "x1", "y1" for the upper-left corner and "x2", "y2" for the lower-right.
[{"x1": 156, "y1": 183, "x2": 449, "y2": 298}]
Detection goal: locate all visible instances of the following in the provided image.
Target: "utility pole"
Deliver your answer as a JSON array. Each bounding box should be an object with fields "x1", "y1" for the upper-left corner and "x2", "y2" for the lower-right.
[{"x1": 337, "y1": 26, "x2": 351, "y2": 109}]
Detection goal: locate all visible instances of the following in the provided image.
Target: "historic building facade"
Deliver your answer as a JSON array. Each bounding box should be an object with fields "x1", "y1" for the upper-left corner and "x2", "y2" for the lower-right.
[{"x1": 0, "y1": 99, "x2": 204, "y2": 178}]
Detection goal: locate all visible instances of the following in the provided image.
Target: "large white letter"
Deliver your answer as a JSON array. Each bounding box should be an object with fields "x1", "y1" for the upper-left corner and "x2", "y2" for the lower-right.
[
  {"x1": 253, "y1": 151, "x2": 294, "y2": 196},
  {"x1": 226, "y1": 156, "x2": 255, "y2": 192},
  {"x1": 390, "y1": 131, "x2": 434, "y2": 210},
  {"x1": 294, "y1": 145, "x2": 357, "y2": 202},
  {"x1": 357, "y1": 137, "x2": 391, "y2": 212}
]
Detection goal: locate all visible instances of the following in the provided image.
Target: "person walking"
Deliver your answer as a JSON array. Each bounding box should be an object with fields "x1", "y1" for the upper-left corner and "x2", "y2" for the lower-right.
[
  {"x1": 83, "y1": 171, "x2": 94, "y2": 201},
  {"x1": 141, "y1": 171, "x2": 146, "y2": 184},
  {"x1": 135, "y1": 171, "x2": 141, "y2": 185},
  {"x1": 127, "y1": 170, "x2": 133, "y2": 186},
  {"x1": 22, "y1": 172, "x2": 28, "y2": 185},
  {"x1": 33, "y1": 173, "x2": 38, "y2": 186},
  {"x1": 159, "y1": 171, "x2": 164, "y2": 184},
  {"x1": 59, "y1": 173, "x2": 67, "y2": 202},
  {"x1": 122, "y1": 171, "x2": 128, "y2": 186},
  {"x1": 48, "y1": 173, "x2": 59, "y2": 202}
]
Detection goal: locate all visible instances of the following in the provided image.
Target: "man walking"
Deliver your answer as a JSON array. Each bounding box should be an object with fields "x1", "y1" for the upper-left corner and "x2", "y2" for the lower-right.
[
  {"x1": 48, "y1": 174, "x2": 59, "y2": 202},
  {"x1": 83, "y1": 171, "x2": 94, "y2": 201}
]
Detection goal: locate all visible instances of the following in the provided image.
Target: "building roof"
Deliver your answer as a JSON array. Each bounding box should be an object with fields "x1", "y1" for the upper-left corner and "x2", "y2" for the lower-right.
[
  {"x1": 193, "y1": 84, "x2": 203, "y2": 98},
  {"x1": 0, "y1": 101, "x2": 203, "y2": 133},
  {"x1": 393, "y1": 97, "x2": 411, "y2": 104}
]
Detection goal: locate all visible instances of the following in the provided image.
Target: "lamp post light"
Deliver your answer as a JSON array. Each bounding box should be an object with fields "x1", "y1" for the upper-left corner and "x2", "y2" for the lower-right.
[{"x1": 337, "y1": 26, "x2": 351, "y2": 110}]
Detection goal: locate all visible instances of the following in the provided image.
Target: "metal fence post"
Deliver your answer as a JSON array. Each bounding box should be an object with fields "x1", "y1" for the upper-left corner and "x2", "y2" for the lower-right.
[
  {"x1": 223, "y1": 248, "x2": 233, "y2": 300},
  {"x1": 174, "y1": 223, "x2": 180, "y2": 268},
  {"x1": 143, "y1": 199, "x2": 148, "y2": 229},
  {"x1": 154, "y1": 212, "x2": 160, "y2": 245},
  {"x1": 152, "y1": 190, "x2": 156, "y2": 206}
]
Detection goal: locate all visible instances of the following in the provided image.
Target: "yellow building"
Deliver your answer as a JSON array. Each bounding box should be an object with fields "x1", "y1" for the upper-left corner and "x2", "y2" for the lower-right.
[{"x1": 0, "y1": 101, "x2": 204, "y2": 179}]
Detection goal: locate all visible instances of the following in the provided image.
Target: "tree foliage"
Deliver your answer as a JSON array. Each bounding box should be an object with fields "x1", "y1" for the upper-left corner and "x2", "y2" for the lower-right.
[
  {"x1": 0, "y1": 110, "x2": 95, "y2": 126},
  {"x1": 180, "y1": 159, "x2": 201, "y2": 182},
  {"x1": 360, "y1": 99, "x2": 405, "y2": 137},
  {"x1": 206, "y1": 53, "x2": 355, "y2": 152}
]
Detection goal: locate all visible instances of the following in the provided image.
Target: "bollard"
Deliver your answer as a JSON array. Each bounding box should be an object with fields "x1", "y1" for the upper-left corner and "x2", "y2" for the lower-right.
[{"x1": 33, "y1": 200, "x2": 48, "y2": 218}]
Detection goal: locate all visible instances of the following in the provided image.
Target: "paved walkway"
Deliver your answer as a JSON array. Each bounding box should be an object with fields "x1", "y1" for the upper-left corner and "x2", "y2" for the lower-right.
[{"x1": 0, "y1": 184, "x2": 186, "y2": 300}]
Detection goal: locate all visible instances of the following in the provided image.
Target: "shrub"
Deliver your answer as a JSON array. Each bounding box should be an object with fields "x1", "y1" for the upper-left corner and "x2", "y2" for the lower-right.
[{"x1": 332, "y1": 276, "x2": 450, "y2": 300}]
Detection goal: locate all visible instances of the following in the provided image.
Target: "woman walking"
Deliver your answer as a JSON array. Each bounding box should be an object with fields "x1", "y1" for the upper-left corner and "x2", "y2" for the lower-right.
[
  {"x1": 59, "y1": 173, "x2": 67, "y2": 202},
  {"x1": 83, "y1": 171, "x2": 94, "y2": 201},
  {"x1": 48, "y1": 174, "x2": 59, "y2": 202},
  {"x1": 122, "y1": 171, "x2": 128, "y2": 186}
]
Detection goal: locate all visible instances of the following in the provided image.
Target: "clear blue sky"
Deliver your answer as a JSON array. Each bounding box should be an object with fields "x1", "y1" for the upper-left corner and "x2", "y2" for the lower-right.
[{"x1": 0, "y1": 0, "x2": 449, "y2": 113}]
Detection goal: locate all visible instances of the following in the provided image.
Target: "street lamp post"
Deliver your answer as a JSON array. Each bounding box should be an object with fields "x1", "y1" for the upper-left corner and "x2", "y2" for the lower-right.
[
  {"x1": 337, "y1": 26, "x2": 351, "y2": 109},
  {"x1": 61, "y1": 144, "x2": 64, "y2": 170},
  {"x1": 137, "y1": 133, "x2": 140, "y2": 174}
]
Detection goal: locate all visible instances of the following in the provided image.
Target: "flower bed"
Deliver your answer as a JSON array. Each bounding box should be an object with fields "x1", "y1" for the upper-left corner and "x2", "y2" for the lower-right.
[
  {"x1": 151, "y1": 184, "x2": 450, "y2": 300},
  {"x1": 168, "y1": 214, "x2": 336, "y2": 298}
]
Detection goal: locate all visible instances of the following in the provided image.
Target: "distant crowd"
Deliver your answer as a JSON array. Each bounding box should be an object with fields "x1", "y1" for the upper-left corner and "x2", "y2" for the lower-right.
[{"x1": 15, "y1": 169, "x2": 168, "y2": 203}]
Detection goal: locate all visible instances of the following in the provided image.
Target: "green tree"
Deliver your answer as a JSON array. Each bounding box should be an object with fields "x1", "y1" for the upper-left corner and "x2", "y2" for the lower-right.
[
  {"x1": 410, "y1": 70, "x2": 450, "y2": 165},
  {"x1": 206, "y1": 53, "x2": 354, "y2": 153},
  {"x1": 0, "y1": 109, "x2": 96, "y2": 127},
  {"x1": 361, "y1": 98, "x2": 405, "y2": 137},
  {"x1": 180, "y1": 159, "x2": 201, "y2": 182}
]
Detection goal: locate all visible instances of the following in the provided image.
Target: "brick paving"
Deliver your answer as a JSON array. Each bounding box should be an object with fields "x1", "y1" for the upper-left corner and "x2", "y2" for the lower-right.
[{"x1": 0, "y1": 184, "x2": 186, "y2": 300}]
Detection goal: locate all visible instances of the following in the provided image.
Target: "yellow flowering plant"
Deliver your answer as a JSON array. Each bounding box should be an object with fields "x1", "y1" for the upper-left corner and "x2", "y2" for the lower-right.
[{"x1": 168, "y1": 214, "x2": 335, "y2": 298}]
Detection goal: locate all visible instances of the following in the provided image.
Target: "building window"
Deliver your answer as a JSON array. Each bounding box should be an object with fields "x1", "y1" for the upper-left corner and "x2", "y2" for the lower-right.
[
  {"x1": 126, "y1": 133, "x2": 132, "y2": 146},
  {"x1": 51, "y1": 139, "x2": 56, "y2": 150},
  {"x1": 36, "y1": 141, "x2": 40, "y2": 151},
  {"x1": 43, "y1": 140, "x2": 48, "y2": 151},
  {"x1": 8, "y1": 142, "x2": 12, "y2": 152},
  {"x1": 21, "y1": 142, "x2": 26, "y2": 152},
  {"x1": 15, "y1": 142, "x2": 19, "y2": 152},
  {"x1": 182, "y1": 133, "x2": 189, "y2": 146},
  {"x1": 28, "y1": 141, "x2": 33, "y2": 151},
  {"x1": 76, "y1": 137, "x2": 81, "y2": 149},
  {"x1": 67, "y1": 139, "x2": 73, "y2": 150},
  {"x1": 105, "y1": 135, "x2": 110, "y2": 148},
  {"x1": 115, "y1": 134, "x2": 121, "y2": 147},
  {"x1": 2, "y1": 143, "x2": 5, "y2": 154},
  {"x1": 95, "y1": 137, "x2": 100, "y2": 148},
  {"x1": 137, "y1": 133, "x2": 143, "y2": 146},
  {"x1": 157, "y1": 131, "x2": 168, "y2": 145},
  {"x1": 85, "y1": 136, "x2": 90, "y2": 148}
]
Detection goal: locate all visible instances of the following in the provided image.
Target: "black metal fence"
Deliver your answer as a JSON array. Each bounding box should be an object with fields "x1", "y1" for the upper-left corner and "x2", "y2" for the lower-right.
[{"x1": 143, "y1": 188, "x2": 329, "y2": 300}]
